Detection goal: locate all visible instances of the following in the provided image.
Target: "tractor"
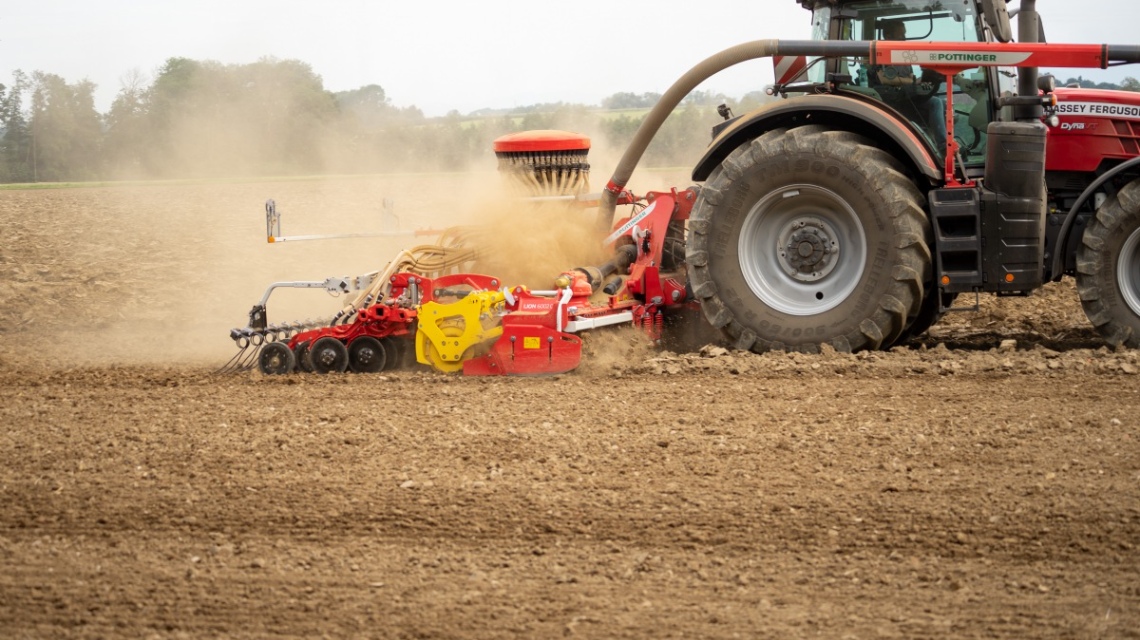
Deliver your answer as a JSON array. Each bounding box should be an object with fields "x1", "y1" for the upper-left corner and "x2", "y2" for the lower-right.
[
  {"x1": 227, "y1": 0, "x2": 1140, "y2": 375},
  {"x1": 593, "y1": 0, "x2": 1140, "y2": 354}
]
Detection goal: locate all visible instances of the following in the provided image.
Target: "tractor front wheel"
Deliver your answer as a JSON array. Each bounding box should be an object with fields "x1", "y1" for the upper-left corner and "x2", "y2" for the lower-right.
[
  {"x1": 686, "y1": 125, "x2": 930, "y2": 352},
  {"x1": 1076, "y1": 179, "x2": 1140, "y2": 347}
]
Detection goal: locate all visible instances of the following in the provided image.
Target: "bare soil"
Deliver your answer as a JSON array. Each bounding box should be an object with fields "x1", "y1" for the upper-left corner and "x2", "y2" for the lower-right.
[{"x1": 1, "y1": 178, "x2": 1139, "y2": 638}]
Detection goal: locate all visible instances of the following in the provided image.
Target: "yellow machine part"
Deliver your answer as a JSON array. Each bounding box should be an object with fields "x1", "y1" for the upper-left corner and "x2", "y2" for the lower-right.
[{"x1": 415, "y1": 290, "x2": 506, "y2": 373}]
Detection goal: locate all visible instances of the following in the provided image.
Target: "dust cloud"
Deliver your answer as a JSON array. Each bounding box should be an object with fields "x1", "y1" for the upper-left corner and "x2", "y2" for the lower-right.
[
  {"x1": 2, "y1": 95, "x2": 709, "y2": 370},
  {"x1": 0, "y1": 168, "x2": 651, "y2": 368},
  {"x1": 460, "y1": 191, "x2": 609, "y2": 290},
  {"x1": 1, "y1": 175, "x2": 479, "y2": 367},
  {"x1": 576, "y1": 324, "x2": 657, "y2": 376}
]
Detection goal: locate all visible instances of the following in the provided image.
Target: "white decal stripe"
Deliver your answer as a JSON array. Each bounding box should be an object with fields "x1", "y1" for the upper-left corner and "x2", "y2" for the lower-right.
[
  {"x1": 774, "y1": 56, "x2": 791, "y2": 75},
  {"x1": 565, "y1": 312, "x2": 636, "y2": 333},
  {"x1": 774, "y1": 56, "x2": 796, "y2": 83},
  {"x1": 556, "y1": 287, "x2": 573, "y2": 333},
  {"x1": 603, "y1": 201, "x2": 657, "y2": 245}
]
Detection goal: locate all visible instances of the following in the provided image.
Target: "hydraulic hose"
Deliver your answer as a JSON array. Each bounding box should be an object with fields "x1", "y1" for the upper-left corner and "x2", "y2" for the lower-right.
[
  {"x1": 596, "y1": 39, "x2": 781, "y2": 232},
  {"x1": 574, "y1": 243, "x2": 639, "y2": 292}
]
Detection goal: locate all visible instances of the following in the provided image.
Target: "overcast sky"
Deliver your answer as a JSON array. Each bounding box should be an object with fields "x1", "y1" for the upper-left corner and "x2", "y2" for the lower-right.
[{"x1": 4, "y1": 1, "x2": 1138, "y2": 117}]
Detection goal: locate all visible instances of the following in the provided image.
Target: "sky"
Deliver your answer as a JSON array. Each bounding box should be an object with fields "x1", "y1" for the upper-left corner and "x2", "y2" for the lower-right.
[{"x1": 3, "y1": 1, "x2": 1139, "y2": 117}]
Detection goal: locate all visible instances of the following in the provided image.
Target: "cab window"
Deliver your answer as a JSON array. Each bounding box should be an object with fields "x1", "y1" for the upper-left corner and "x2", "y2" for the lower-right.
[{"x1": 811, "y1": 0, "x2": 993, "y2": 165}]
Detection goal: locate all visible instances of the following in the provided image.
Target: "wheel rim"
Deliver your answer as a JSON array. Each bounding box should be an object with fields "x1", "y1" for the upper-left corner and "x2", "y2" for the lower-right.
[
  {"x1": 737, "y1": 184, "x2": 867, "y2": 316},
  {"x1": 1117, "y1": 226, "x2": 1140, "y2": 316},
  {"x1": 258, "y1": 342, "x2": 295, "y2": 375},
  {"x1": 349, "y1": 337, "x2": 387, "y2": 373},
  {"x1": 310, "y1": 337, "x2": 348, "y2": 374}
]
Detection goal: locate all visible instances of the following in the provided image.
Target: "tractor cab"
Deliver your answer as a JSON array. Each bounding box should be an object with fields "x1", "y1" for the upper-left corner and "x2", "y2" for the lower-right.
[{"x1": 796, "y1": 0, "x2": 1007, "y2": 169}]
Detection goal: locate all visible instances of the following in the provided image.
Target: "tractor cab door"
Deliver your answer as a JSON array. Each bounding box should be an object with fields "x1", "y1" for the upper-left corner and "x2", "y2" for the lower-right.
[{"x1": 807, "y1": 0, "x2": 995, "y2": 168}]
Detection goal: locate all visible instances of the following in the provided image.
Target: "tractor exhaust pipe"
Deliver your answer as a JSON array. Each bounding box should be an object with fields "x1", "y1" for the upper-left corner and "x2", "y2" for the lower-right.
[
  {"x1": 983, "y1": 0, "x2": 1048, "y2": 293},
  {"x1": 1015, "y1": 0, "x2": 1042, "y2": 122}
]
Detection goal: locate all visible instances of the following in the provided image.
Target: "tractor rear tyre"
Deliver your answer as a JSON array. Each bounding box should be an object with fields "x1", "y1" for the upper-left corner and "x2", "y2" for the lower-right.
[
  {"x1": 686, "y1": 125, "x2": 930, "y2": 353},
  {"x1": 900, "y1": 290, "x2": 957, "y2": 341},
  {"x1": 309, "y1": 336, "x2": 349, "y2": 374},
  {"x1": 1076, "y1": 178, "x2": 1140, "y2": 347}
]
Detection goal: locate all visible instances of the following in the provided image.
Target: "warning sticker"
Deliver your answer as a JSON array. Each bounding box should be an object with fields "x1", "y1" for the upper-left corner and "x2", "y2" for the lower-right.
[{"x1": 523, "y1": 337, "x2": 541, "y2": 350}]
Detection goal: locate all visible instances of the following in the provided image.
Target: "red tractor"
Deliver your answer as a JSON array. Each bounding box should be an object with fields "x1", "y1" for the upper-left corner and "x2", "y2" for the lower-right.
[
  {"x1": 629, "y1": 0, "x2": 1140, "y2": 352},
  {"x1": 231, "y1": 0, "x2": 1140, "y2": 375}
]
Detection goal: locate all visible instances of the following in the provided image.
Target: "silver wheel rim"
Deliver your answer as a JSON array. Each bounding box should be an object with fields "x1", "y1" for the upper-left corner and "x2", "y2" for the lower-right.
[
  {"x1": 738, "y1": 184, "x2": 867, "y2": 316},
  {"x1": 1117, "y1": 226, "x2": 1140, "y2": 316}
]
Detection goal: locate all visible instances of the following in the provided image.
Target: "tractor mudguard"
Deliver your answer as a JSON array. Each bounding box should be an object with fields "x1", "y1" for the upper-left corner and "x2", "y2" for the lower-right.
[{"x1": 691, "y1": 94, "x2": 941, "y2": 185}]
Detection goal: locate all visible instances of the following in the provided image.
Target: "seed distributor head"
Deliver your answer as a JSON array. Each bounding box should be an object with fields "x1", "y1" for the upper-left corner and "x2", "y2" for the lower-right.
[{"x1": 493, "y1": 130, "x2": 591, "y2": 198}]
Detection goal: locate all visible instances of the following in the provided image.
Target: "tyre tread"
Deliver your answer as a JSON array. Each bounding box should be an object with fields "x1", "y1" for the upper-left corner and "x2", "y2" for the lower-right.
[
  {"x1": 1075, "y1": 178, "x2": 1140, "y2": 347},
  {"x1": 686, "y1": 126, "x2": 929, "y2": 353}
]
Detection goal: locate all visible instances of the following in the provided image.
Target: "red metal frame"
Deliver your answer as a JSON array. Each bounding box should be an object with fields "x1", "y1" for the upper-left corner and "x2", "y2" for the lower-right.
[
  {"x1": 287, "y1": 302, "x2": 416, "y2": 353},
  {"x1": 459, "y1": 188, "x2": 697, "y2": 375},
  {"x1": 870, "y1": 41, "x2": 1123, "y2": 181},
  {"x1": 871, "y1": 41, "x2": 1109, "y2": 70},
  {"x1": 924, "y1": 65, "x2": 976, "y2": 188},
  {"x1": 462, "y1": 281, "x2": 587, "y2": 376}
]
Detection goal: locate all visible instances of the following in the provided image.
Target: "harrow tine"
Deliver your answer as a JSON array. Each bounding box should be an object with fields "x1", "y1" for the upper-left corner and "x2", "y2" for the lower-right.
[
  {"x1": 234, "y1": 346, "x2": 260, "y2": 372},
  {"x1": 216, "y1": 346, "x2": 251, "y2": 374}
]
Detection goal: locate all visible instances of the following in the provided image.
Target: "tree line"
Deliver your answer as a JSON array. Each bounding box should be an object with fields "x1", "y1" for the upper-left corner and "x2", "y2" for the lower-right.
[
  {"x1": 0, "y1": 57, "x2": 773, "y2": 184},
  {"x1": 1061, "y1": 76, "x2": 1140, "y2": 92},
  {"x1": 2, "y1": 57, "x2": 1136, "y2": 184}
]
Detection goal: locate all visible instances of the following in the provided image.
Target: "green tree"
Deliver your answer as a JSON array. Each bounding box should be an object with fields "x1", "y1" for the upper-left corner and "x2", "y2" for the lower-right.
[
  {"x1": 0, "y1": 71, "x2": 33, "y2": 182},
  {"x1": 141, "y1": 56, "x2": 339, "y2": 177},
  {"x1": 1060, "y1": 76, "x2": 1125, "y2": 91},
  {"x1": 1122, "y1": 77, "x2": 1140, "y2": 92},
  {"x1": 103, "y1": 69, "x2": 151, "y2": 178},
  {"x1": 28, "y1": 71, "x2": 103, "y2": 181},
  {"x1": 334, "y1": 84, "x2": 423, "y2": 129},
  {"x1": 680, "y1": 89, "x2": 730, "y2": 107},
  {"x1": 645, "y1": 106, "x2": 715, "y2": 167},
  {"x1": 601, "y1": 92, "x2": 661, "y2": 110},
  {"x1": 146, "y1": 57, "x2": 201, "y2": 132},
  {"x1": 241, "y1": 57, "x2": 339, "y2": 174},
  {"x1": 734, "y1": 90, "x2": 775, "y2": 113}
]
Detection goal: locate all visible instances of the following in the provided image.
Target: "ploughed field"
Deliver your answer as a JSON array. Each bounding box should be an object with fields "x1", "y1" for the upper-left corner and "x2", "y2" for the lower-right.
[{"x1": 1, "y1": 177, "x2": 1138, "y2": 638}]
